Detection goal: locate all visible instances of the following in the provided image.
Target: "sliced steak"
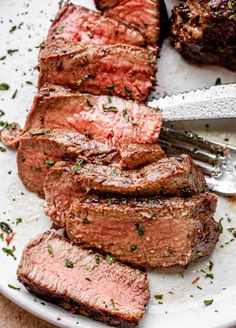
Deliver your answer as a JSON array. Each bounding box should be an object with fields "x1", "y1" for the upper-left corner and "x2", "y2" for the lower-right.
[
  {"x1": 17, "y1": 231, "x2": 149, "y2": 326},
  {"x1": 0, "y1": 122, "x2": 22, "y2": 149},
  {"x1": 25, "y1": 84, "x2": 162, "y2": 146},
  {"x1": 95, "y1": 0, "x2": 160, "y2": 45},
  {"x1": 170, "y1": 0, "x2": 236, "y2": 71},
  {"x1": 67, "y1": 192, "x2": 219, "y2": 268},
  {"x1": 17, "y1": 129, "x2": 117, "y2": 197},
  {"x1": 119, "y1": 143, "x2": 165, "y2": 169},
  {"x1": 47, "y1": 3, "x2": 145, "y2": 47},
  {"x1": 38, "y1": 39, "x2": 157, "y2": 102},
  {"x1": 44, "y1": 155, "x2": 207, "y2": 227}
]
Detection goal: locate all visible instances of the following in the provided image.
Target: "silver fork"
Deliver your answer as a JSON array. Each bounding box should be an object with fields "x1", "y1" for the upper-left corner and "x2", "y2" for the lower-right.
[{"x1": 159, "y1": 127, "x2": 236, "y2": 196}]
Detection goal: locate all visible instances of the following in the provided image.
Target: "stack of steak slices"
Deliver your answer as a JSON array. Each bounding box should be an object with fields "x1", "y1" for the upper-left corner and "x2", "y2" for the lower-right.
[{"x1": 16, "y1": 2, "x2": 220, "y2": 326}]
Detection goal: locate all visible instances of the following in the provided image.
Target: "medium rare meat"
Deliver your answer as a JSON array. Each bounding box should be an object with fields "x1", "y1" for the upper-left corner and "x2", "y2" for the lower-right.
[
  {"x1": 47, "y1": 3, "x2": 146, "y2": 47},
  {"x1": 17, "y1": 129, "x2": 117, "y2": 197},
  {"x1": 95, "y1": 0, "x2": 160, "y2": 45},
  {"x1": 44, "y1": 155, "x2": 207, "y2": 227},
  {"x1": 170, "y1": 0, "x2": 236, "y2": 71},
  {"x1": 25, "y1": 84, "x2": 162, "y2": 147},
  {"x1": 67, "y1": 192, "x2": 219, "y2": 268},
  {"x1": 38, "y1": 39, "x2": 157, "y2": 102},
  {"x1": 17, "y1": 231, "x2": 149, "y2": 326},
  {"x1": 24, "y1": 84, "x2": 163, "y2": 168}
]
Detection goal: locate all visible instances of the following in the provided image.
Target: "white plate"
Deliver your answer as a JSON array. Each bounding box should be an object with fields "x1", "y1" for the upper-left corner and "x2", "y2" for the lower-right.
[{"x1": 0, "y1": 1, "x2": 236, "y2": 327}]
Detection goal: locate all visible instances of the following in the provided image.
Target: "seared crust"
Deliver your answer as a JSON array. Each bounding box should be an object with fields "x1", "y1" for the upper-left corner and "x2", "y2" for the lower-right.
[{"x1": 17, "y1": 231, "x2": 149, "y2": 327}]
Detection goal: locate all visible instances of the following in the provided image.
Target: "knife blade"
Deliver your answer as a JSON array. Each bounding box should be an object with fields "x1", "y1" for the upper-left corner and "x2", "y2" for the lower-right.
[{"x1": 149, "y1": 83, "x2": 236, "y2": 121}]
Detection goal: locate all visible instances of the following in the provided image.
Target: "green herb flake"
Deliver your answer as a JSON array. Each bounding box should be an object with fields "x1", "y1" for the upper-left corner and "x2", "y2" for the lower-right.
[
  {"x1": 26, "y1": 81, "x2": 33, "y2": 85},
  {"x1": 45, "y1": 159, "x2": 55, "y2": 166},
  {"x1": 72, "y1": 158, "x2": 84, "y2": 172},
  {"x1": 228, "y1": 1, "x2": 233, "y2": 10},
  {"x1": 219, "y1": 218, "x2": 224, "y2": 233},
  {"x1": 107, "y1": 96, "x2": 112, "y2": 103},
  {"x1": 55, "y1": 26, "x2": 65, "y2": 35},
  {"x1": 229, "y1": 14, "x2": 236, "y2": 20},
  {"x1": 16, "y1": 218, "x2": 22, "y2": 225},
  {"x1": 82, "y1": 217, "x2": 90, "y2": 224},
  {"x1": 0, "y1": 110, "x2": 5, "y2": 117},
  {"x1": 154, "y1": 294, "x2": 163, "y2": 300},
  {"x1": 124, "y1": 86, "x2": 131, "y2": 94},
  {"x1": 50, "y1": 222, "x2": 55, "y2": 229},
  {"x1": 102, "y1": 105, "x2": 118, "y2": 112},
  {"x1": 204, "y1": 299, "x2": 213, "y2": 306},
  {"x1": 95, "y1": 254, "x2": 100, "y2": 264},
  {"x1": 0, "y1": 233, "x2": 3, "y2": 241},
  {"x1": 86, "y1": 100, "x2": 93, "y2": 108},
  {"x1": 2, "y1": 246, "x2": 16, "y2": 260},
  {"x1": 65, "y1": 259, "x2": 74, "y2": 268},
  {"x1": 131, "y1": 121, "x2": 141, "y2": 125},
  {"x1": 131, "y1": 245, "x2": 138, "y2": 253},
  {"x1": 106, "y1": 84, "x2": 115, "y2": 94},
  {"x1": 9, "y1": 25, "x2": 17, "y2": 33},
  {"x1": 12, "y1": 89, "x2": 17, "y2": 99},
  {"x1": 122, "y1": 109, "x2": 129, "y2": 122},
  {"x1": 0, "y1": 222, "x2": 12, "y2": 234},
  {"x1": 135, "y1": 223, "x2": 144, "y2": 236},
  {"x1": 148, "y1": 199, "x2": 155, "y2": 205},
  {"x1": 0, "y1": 146, "x2": 6, "y2": 152},
  {"x1": 205, "y1": 273, "x2": 214, "y2": 279},
  {"x1": 209, "y1": 260, "x2": 214, "y2": 271},
  {"x1": 48, "y1": 244, "x2": 53, "y2": 256},
  {"x1": 106, "y1": 254, "x2": 116, "y2": 265},
  {"x1": 0, "y1": 83, "x2": 10, "y2": 91},
  {"x1": 0, "y1": 56, "x2": 6, "y2": 61},
  {"x1": 29, "y1": 128, "x2": 51, "y2": 136},
  {"x1": 7, "y1": 49, "x2": 18, "y2": 55},
  {"x1": 8, "y1": 284, "x2": 20, "y2": 291}
]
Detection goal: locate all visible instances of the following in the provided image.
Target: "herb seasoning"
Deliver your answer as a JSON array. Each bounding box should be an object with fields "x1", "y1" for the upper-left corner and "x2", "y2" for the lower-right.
[
  {"x1": 65, "y1": 259, "x2": 74, "y2": 268},
  {"x1": 135, "y1": 223, "x2": 144, "y2": 236},
  {"x1": 106, "y1": 254, "x2": 116, "y2": 265}
]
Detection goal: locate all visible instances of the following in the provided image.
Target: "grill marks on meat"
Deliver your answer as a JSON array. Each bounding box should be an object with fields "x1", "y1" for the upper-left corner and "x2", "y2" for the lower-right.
[
  {"x1": 17, "y1": 129, "x2": 117, "y2": 197},
  {"x1": 95, "y1": 0, "x2": 160, "y2": 45},
  {"x1": 170, "y1": 0, "x2": 236, "y2": 71},
  {"x1": 67, "y1": 192, "x2": 219, "y2": 268},
  {"x1": 17, "y1": 231, "x2": 149, "y2": 326},
  {"x1": 47, "y1": 4, "x2": 146, "y2": 47},
  {"x1": 44, "y1": 154, "x2": 207, "y2": 227},
  {"x1": 38, "y1": 39, "x2": 157, "y2": 102}
]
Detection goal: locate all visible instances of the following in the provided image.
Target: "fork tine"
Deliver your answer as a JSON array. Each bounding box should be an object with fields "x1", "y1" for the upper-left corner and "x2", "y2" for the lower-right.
[
  {"x1": 158, "y1": 139, "x2": 219, "y2": 166},
  {"x1": 160, "y1": 127, "x2": 227, "y2": 155}
]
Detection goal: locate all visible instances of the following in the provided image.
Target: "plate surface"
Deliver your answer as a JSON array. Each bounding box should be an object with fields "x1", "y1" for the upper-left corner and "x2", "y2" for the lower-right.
[{"x1": 0, "y1": 1, "x2": 236, "y2": 328}]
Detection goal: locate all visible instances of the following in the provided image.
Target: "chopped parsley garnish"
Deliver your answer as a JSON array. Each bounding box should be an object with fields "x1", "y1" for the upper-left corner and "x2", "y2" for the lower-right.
[
  {"x1": 204, "y1": 299, "x2": 213, "y2": 306},
  {"x1": 65, "y1": 259, "x2": 74, "y2": 268},
  {"x1": 82, "y1": 217, "x2": 90, "y2": 224},
  {"x1": 12, "y1": 89, "x2": 18, "y2": 99},
  {"x1": 0, "y1": 110, "x2": 5, "y2": 117},
  {"x1": 0, "y1": 146, "x2": 6, "y2": 152},
  {"x1": 154, "y1": 294, "x2": 163, "y2": 300},
  {"x1": 0, "y1": 83, "x2": 10, "y2": 90},
  {"x1": 0, "y1": 233, "x2": 3, "y2": 241},
  {"x1": 106, "y1": 254, "x2": 116, "y2": 265},
  {"x1": 48, "y1": 244, "x2": 53, "y2": 256},
  {"x1": 102, "y1": 105, "x2": 118, "y2": 112},
  {"x1": 55, "y1": 26, "x2": 65, "y2": 35},
  {"x1": 50, "y1": 222, "x2": 55, "y2": 229},
  {"x1": 122, "y1": 110, "x2": 129, "y2": 122},
  {"x1": 124, "y1": 86, "x2": 131, "y2": 94},
  {"x1": 209, "y1": 260, "x2": 214, "y2": 271},
  {"x1": 135, "y1": 223, "x2": 144, "y2": 236},
  {"x1": 0, "y1": 222, "x2": 12, "y2": 234},
  {"x1": 29, "y1": 128, "x2": 51, "y2": 136},
  {"x1": 2, "y1": 246, "x2": 16, "y2": 260},
  {"x1": 196, "y1": 251, "x2": 203, "y2": 257},
  {"x1": 7, "y1": 49, "x2": 18, "y2": 55},
  {"x1": 8, "y1": 284, "x2": 20, "y2": 291},
  {"x1": 86, "y1": 100, "x2": 93, "y2": 108},
  {"x1": 16, "y1": 218, "x2": 22, "y2": 225},
  {"x1": 95, "y1": 254, "x2": 100, "y2": 264},
  {"x1": 219, "y1": 218, "x2": 224, "y2": 233},
  {"x1": 72, "y1": 158, "x2": 84, "y2": 172},
  {"x1": 131, "y1": 245, "x2": 138, "y2": 253},
  {"x1": 9, "y1": 25, "x2": 17, "y2": 33},
  {"x1": 131, "y1": 121, "x2": 141, "y2": 125},
  {"x1": 148, "y1": 199, "x2": 155, "y2": 205},
  {"x1": 45, "y1": 159, "x2": 55, "y2": 166},
  {"x1": 107, "y1": 96, "x2": 112, "y2": 103},
  {"x1": 26, "y1": 81, "x2": 33, "y2": 85},
  {"x1": 0, "y1": 56, "x2": 6, "y2": 61},
  {"x1": 205, "y1": 273, "x2": 214, "y2": 279}
]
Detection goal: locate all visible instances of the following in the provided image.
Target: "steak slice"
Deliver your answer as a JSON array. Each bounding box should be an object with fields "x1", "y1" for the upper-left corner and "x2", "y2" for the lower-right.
[
  {"x1": 17, "y1": 231, "x2": 149, "y2": 326},
  {"x1": 170, "y1": 0, "x2": 236, "y2": 71},
  {"x1": 67, "y1": 192, "x2": 219, "y2": 268},
  {"x1": 47, "y1": 3, "x2": 145, "y2": 47},
  {"x1": 95, "y1": 0, "x2": 160, "y2": 45},
  {"x1": 17, "y1": 129, "x2": 117, "y2": 198},
  {"x1": 38, "y1": 39, "x2": 157, "y2": 102},
  {"x1": 44, "y1": 155, "x2": 207, "y2": 227}
]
